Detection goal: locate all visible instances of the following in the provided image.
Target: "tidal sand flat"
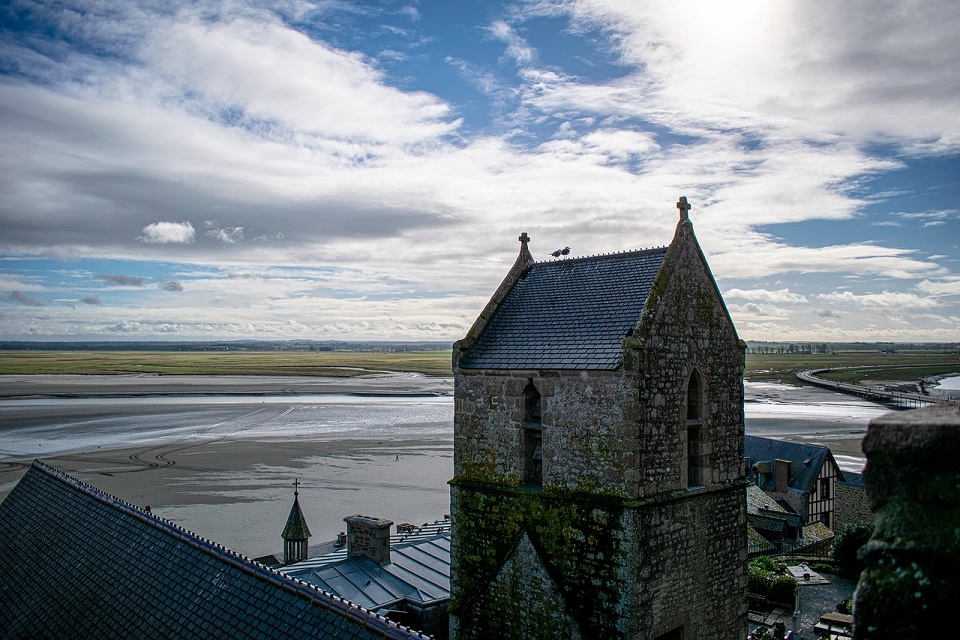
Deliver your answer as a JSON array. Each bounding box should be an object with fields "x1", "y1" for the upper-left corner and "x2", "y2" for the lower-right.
[
  {"x1": 0, "y1": 374, "x2": 454, "y2": 556},
  {"x1": 0, "y1": 374, "x2": 889, "y2": 556}
]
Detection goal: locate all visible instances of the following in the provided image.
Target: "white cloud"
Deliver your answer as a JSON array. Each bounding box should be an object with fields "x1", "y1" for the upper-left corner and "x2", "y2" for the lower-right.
[
  {"x1": 725, "y1": 288, "x2": 807, "y2": 303},
  {"x1": 139, "y1": 221, "x2": 196, "y2": 244},
  {"x1": 546, "y1": 0, "x2": 960, "y2": 151},
  {"x1": 816, "y1": 290, "x2": 940, "y2": 309},
  {"x1": 917, "y1": 278, "x2": 960, "y2": 297},
  {"x1": 488, "y1": 21, "x2": 535, "y2": 66},
  {"x1": 143, "y1": 17, "x2": 457, "y2": 147},
  {"x1": 728, "y1": 302, "x2": 790, "y2": 319}
]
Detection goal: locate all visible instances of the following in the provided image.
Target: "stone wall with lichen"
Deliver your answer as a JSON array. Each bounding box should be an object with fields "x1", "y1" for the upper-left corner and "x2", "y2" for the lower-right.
[
  {"x1": 448, "y1": 482, "x2": 632, "y2": 638},
  {"x1": 853, "y1": 404, "x2": 960, "y2": 640},
  {"x1": 625, "y1": 219, "x2": 746, "y2": 498},
  {"x1": 453, "y1": 371, "x2": 635, "y2": 494}
]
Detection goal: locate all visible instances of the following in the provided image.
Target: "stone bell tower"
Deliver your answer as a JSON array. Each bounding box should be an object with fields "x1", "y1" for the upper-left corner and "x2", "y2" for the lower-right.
[{"x1": 449, "y1": 198, "x2": 748, "y2": 639}]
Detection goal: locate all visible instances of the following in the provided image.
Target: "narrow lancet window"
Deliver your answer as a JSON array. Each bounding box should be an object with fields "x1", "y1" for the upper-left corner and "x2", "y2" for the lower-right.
[
  {"x1": 686, "y1": 371, "x2": 706, "y2": 488},
  {"x1": 523, "y1": 381, "x2": 543, "y2": 488},
  {"x1": 687, "y1": 373, "x2": 701, "y2": 421}
]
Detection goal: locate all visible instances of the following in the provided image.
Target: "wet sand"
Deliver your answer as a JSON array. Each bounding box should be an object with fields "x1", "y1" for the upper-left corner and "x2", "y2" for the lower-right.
[
  {"x1": 0, "y1": 435, "x2": 453, "y2": 557},
  {"x1": 0, "y1": 374, "x2": 878, "y2": 557},
  {"x1": 0, "y1": 372, "x2": 453, "y2": 398},
  {"x1": 0, "y1": 374, "x2": 454, "y2": 557}
]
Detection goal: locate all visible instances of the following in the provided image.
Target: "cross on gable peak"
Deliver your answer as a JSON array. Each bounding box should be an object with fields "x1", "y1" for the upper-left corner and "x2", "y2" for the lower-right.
[
  {"x1": 677, "y1": 196, "x2": 692, "y2": 221},
  {"x1": 519, "y1": 232, "x2": 530, "y2": 245},
  {"x1": 293, "y1": 478, "x2": 300, "y2": 495}
]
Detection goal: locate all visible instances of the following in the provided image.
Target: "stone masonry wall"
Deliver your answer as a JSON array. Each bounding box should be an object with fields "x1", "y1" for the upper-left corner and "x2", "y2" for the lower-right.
[
  {"x1": 454, "y1": 370, "x2": 636, "y2": 495},
  {"x1": 833, "y1": 482, "x2": 872, "y2": 532},
  {"x1": 853, "y1": 404, "x2": 960, "y2": 640},
  {"x1": 450, "y1": 218, "x2": 747, "y2": 640},
  {"x1": 629, "y1": 488, "x2": 748, "y2": 640},
  {"x1": 448, "y1": 482, "x2": 634, "y2": 639},
  {"x1": 625, "y1": 220, "x2": 746, "y2": 498}
]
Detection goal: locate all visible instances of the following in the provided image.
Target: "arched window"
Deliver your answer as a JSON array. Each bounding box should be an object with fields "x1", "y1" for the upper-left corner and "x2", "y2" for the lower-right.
[
  {"x1": 524, "y1": 382, "x2": 542, "y2": 425},
  {"x1": 687, "y1": 373, "x2": 702, "y2": 421},
  {"x1": 523, "y1": 381, "x2": 543, "y2": 488}
]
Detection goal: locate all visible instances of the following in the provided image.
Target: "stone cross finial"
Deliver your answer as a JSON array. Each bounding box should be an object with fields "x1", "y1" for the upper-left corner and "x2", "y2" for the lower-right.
[
  {"x1": 519, "y1": 232, "x2": 530, "y2": 245},
  {"x1": 677, "y1": 196, "x2": 691, "y2": 221},
  {"x1": 293, "y1": 478, "x2": 300, "y2": 495}
]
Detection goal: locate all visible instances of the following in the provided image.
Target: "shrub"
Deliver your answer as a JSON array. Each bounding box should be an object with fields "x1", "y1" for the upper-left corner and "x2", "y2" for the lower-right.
[
  {"x1": 832, "y1": 523, "x2": 874, "y2": 575},
  {"x1": 748, "y1": 558, "x2": 798, "y2": 608}
]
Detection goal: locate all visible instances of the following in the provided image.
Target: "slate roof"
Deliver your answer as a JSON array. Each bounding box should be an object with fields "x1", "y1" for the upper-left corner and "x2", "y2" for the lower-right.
[
  {"x1": 284, "y1": 519, "x2": 451, "y2": 611},
  {"x1": 744, "y1": 435, "x2": 843, "y2": 494},
  {"x1": 0, "y1": 461, "x2": 428, "y2": 640},
  {"x1": 458, "y1": 247, "x2": 668, "y2": 371}
]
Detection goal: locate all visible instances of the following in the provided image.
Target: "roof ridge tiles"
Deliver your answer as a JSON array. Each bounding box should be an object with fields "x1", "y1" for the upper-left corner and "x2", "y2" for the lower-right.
[
  {"x1": 533, "y1": 244, "x2": 667, "y2": 265},
  {"x1": 23, "y1": 459, "x2": 429, "y2": 639}
]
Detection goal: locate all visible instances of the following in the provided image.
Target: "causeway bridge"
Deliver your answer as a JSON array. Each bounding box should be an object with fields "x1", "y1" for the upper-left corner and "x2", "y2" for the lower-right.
[{"x1": 796, "y1": 369, "x2": 954, "y2": 409}]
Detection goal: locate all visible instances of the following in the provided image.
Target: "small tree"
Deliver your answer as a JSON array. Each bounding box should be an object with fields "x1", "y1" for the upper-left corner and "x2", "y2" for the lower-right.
[{"x1": 832, "y1": 523, "x2": 874, "y2": 576}]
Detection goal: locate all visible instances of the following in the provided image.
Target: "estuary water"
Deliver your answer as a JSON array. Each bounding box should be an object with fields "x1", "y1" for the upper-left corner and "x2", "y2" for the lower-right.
[
  {"x1": 0, "y1": 375, "x2": 892, "y2": 554},
  {"x1": 0, "y1": 379, "x2": 887, "y2": 467}
]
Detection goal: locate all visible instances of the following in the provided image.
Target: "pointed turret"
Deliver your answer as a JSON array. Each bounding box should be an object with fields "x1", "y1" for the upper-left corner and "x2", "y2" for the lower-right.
[{"x1": 282, "y1": 479, "x2": 311, "y2": 564}]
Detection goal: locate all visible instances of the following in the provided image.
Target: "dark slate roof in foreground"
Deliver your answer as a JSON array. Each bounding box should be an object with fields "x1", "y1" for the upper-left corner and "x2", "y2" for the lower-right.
[
  {"x1": 459, "y1": 247, "x2": 668, "y2": 370},
  {"x1": 0, "y1": 461, "x2": 427, "y2": 640}
]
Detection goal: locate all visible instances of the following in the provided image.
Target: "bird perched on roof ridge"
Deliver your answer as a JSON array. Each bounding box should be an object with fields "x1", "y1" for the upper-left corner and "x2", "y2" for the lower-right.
[{"x1": 550, "y1": 247, "x2": 571, "y2": 258}]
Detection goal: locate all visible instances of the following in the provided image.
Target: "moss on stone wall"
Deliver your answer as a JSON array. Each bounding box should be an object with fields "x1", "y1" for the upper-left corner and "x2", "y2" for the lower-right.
[{"x1": 450, "y1": 480, "x2": 629, "y2": 639}]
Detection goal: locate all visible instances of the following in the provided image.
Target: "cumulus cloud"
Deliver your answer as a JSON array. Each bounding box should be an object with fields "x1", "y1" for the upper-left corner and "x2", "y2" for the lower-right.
[
  {"x1": 96, "y1": 274, "x2": 144, "y2": 287},
  {"x1": 724, "y1": 288, "x2": 808, "y2": 303},
  {"x1": 80, "y1": 295, "x2": 102, "y2": 305},
  {"x1": 8, "y1": 290, "x2": 44, "y2": 306},
  {"x1": 728, "y1": 302, "x2": 790, "y2": 318},
  {"x1": 205, "y1": 221, "x2": 245, "y2": 244},
  {"x1": 161, "y1": 281, "x2": 184, "y2": 292},
  {"x1": 139, "y1": 221, "x2": 196, "y2": 244},
  {"x1": 0, "y1": 1, "x2": 957, "y2": 342}
]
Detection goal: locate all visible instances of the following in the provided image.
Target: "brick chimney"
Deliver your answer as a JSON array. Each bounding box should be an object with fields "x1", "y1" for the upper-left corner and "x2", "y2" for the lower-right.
[
  {"x1": 773, "y1": 458, "x2": 791, "y2": 492},
  {"x1": 344, "y1": 515, "x2": 393, "y2": 565}
]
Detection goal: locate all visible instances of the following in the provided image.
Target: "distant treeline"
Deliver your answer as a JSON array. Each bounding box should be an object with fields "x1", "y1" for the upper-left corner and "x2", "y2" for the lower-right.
[
  {"x1": 0, "y1": 340, "x2": 453, "y2": 352},
  {"x1": 746, "y1": 341, "x2": 959, "y2": 355}
]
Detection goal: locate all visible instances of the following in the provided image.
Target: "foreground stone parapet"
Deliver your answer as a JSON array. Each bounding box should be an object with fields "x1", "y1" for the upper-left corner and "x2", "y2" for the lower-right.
[{"x1": 854, "y1": 403, "x2": 960, "y2": 640}]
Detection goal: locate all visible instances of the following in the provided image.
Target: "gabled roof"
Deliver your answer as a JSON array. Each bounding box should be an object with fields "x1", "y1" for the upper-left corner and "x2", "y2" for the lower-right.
[
  {"x1": 284, "y1": 534, "x2": 451, "y2": 611},
  {"x1": 0, "y1": 461, "x2": 427, "y2": 639},
  {"x1": 746, "y1": 483, "x2": 785, "y2": 515},
  {"x1": 458, "y1": 247, "x2": 668, "y2": 370},
  {"x1": 744, "y1": 435, "x2": 842, "y2": 493},
  {"x1": 282, "y1": 492, "x2": 312, "y2": 541}
]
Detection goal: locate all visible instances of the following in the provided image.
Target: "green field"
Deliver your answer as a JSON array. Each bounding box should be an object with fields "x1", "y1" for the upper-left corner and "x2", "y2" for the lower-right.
[
  {"x1": 744, "y1": 352, "x2": 960, "y2": 386},
  {"x1": 1, "y1": 349, "x2": 957, "y2": 386}
]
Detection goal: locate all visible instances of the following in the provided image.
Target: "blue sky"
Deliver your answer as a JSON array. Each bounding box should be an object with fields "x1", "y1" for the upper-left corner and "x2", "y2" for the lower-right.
[{"x1": 1, "y1": 0, "x2": 958, "y2": 342}]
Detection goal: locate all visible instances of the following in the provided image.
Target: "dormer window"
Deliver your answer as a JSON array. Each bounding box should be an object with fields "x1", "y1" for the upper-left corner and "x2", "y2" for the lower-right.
[{"x1": 523, "y1": 381, "x2": 543, "y2": 488}]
